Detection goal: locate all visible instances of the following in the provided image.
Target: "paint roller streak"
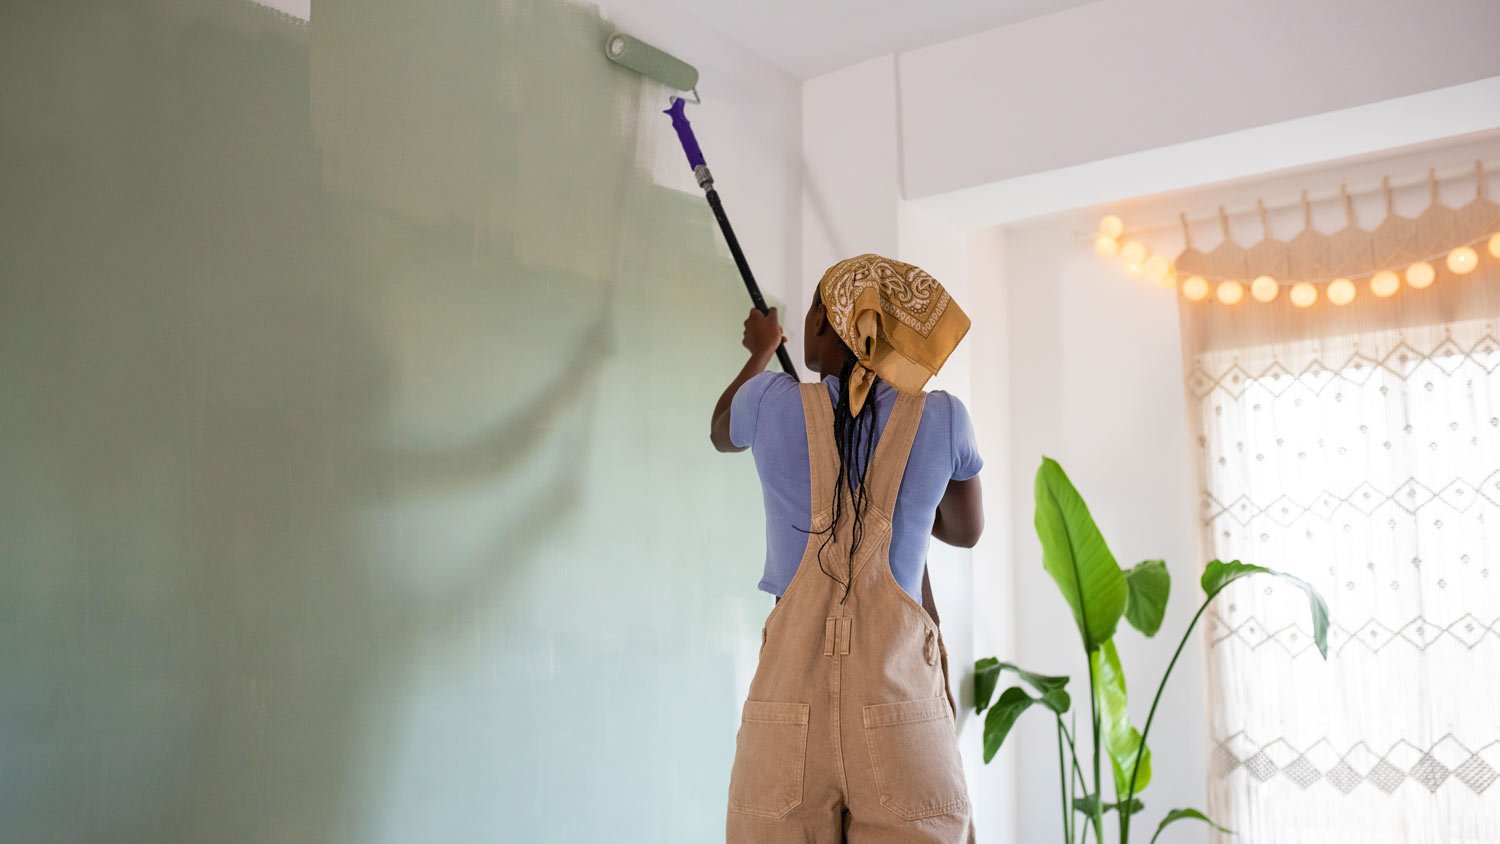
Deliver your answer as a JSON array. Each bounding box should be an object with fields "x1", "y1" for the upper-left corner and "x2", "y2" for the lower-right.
[
  {"x1": 606, "y1": 29, "x2": 799, "y2": 378},
  {"x1": 604, "y1": 33, "x2": 698, "y2": 92}
]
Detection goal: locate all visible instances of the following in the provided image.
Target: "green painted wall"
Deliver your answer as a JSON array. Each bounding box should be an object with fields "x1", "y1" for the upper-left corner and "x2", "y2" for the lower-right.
[{"x1": 0, "y1": 1, "x2": 768, "y2": 840}]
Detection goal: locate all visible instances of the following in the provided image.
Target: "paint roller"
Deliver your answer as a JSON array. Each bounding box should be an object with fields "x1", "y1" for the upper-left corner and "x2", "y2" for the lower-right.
[{"x1": 605, "y1": 33, "x2": 799, "y2": 379}]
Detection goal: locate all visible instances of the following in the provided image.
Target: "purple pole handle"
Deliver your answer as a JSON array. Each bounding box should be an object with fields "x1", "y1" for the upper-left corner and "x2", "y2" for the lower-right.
[{"x1": 664, "y1": 98, "x2": 706, "y2": 171}]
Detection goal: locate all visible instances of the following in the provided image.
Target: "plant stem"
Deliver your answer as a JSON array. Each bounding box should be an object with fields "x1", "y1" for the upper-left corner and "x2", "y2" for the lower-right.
[
  {"x1": 1119, "y1": 592, "x2": 1217, "y2": 844},
  {"x1": 1060, "y1": 721, "x2": 1089, "y2": 843},
  {"x1": 1069, "y1": 723, "x2": 1089, "y2": 844},
  {"x1": 1061, "y1": 722, "x2": 1089, "y2": 803},
  {"x1": 1056, "y1": 717, "x2": 1071, "y2": 844},
  {"x1": 1088, "y1": 656, "x2": 1104, "y2": 844}
]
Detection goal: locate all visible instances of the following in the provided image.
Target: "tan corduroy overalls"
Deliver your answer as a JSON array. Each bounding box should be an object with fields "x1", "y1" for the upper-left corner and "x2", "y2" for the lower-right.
[{"x1": 726, "y1": 384, "x2": 975, "y2": 843}]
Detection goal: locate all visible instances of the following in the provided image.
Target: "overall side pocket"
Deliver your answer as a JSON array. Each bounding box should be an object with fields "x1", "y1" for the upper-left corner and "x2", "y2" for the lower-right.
[
  {"x1": 727, "y1": 700, "x2": 810, "y2": 819},
  {"x1": 863, "y1": 697, "x2": 969, "y2": 820}
]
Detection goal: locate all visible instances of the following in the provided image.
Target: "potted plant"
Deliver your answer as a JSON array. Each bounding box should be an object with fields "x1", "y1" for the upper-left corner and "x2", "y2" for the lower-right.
[{"x1": 974, "y1": 457, "x2": 1329, "y2": 843}]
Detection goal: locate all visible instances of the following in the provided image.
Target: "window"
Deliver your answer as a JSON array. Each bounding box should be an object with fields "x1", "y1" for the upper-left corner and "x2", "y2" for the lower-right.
[{"x1": 1188, "y1": 318, "x2": 1500, "y2": 843}]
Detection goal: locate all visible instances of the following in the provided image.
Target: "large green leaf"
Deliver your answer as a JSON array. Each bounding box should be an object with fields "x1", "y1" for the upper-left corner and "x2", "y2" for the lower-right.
[
  {"x1": 982, "y1": 688, "x2": 1031, "y2": 763},
  {"x1": 1091, "y1": 639, "x2": 1152, "y2": 795},
  {"x1": 975, "y1": 658, "x2": 1002, "y2": 713},
  {"x1": 981, "y1": 686, "x2": 1070, "y2": 763},
  {"x1": 974, "y1": 657, "x2": 1070, "y2": 713},
  {"x1": 1034, "y1": 457, "x2": 1127, "y2": 652},
  {"x1": 1201, "y1": 559, "x2": 1330, "y2": 659},
  {"x1": 1149, "y1": 807, "x2": 1232, "y2": 844},
  {"x1": 1123, "y1": 559, "x2": 1170, "y2": 637}
]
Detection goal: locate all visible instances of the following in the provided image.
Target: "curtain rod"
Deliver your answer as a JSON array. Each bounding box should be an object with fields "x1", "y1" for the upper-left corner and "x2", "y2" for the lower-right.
[{"x1": 1090, "y1": 158, "x2": 1500, "y2": 240}]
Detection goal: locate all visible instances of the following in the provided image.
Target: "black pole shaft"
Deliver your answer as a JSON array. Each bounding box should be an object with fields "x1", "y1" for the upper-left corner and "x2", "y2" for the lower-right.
[{"x1": 704, "y1": 188, "x2": 798, "y2": 378}]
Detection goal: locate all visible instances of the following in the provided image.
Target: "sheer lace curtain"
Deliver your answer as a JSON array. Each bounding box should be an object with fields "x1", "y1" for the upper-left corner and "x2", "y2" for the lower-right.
[{"x1": 1177, "y1": 183, "x2": 1500, "y2": 843}]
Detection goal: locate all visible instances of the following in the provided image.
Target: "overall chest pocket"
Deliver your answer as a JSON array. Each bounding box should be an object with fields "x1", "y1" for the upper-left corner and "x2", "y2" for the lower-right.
[
  {"x1": 727, "y1": 700, "x2": 810, "y2": 818},
  {"x1": 863, "y1": 697, "x2": 969, "y2": 820}
]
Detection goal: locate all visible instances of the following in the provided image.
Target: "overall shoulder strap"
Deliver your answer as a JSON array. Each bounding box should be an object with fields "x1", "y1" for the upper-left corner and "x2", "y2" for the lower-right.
[
  {"x1": 799, "y1": 382, "x2": 839, "y2": 515},
  {"x1": 865, "y1": 390, "x2": 926, "y2": 516}
]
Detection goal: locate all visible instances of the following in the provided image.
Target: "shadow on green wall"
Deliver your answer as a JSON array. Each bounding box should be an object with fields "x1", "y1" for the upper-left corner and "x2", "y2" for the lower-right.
[{"x1": 0, "y1": 1, "x2": 764, "y2": 841}]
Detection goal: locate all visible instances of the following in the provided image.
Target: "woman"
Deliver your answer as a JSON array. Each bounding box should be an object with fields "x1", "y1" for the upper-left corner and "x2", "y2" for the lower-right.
[{"x1": 710, "y1": 254, "x2": 983, "y2": 843}]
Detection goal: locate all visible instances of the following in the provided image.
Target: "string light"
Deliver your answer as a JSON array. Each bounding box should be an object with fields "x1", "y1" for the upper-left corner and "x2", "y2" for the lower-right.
[
  {"x1": 1406, "y1": 261, "x2": 1436, "y2": 289},
  {"x1": 1092, "y1": 208, "x2": 1497, "y2": 307},
  {"x1": 1290, "y1": 282, "x2": 1318, "y2": 308},
  {"x1": 1143, "y1": 255, "x2": 1171, "y2": 283},
  {"x1": 1447, "y1": 245, "x2": 1478, "y2": 275},
  {"x1": 1250, "y1": 275, "x2": 1279, "y2": 303},
  {"x1": 1182, "y1": 276, "x2": 1210, "y2": 301},
  {"x1": 1327, "y1": 278, "x2": 1356, "y2": 305},
  {"x1": 1120, "y1": 241, "x2": 1148, "y2": 276}
]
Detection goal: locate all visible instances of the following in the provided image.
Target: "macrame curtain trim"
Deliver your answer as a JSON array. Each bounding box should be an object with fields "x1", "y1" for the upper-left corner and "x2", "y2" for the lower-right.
[
  {"x1": 1211, "y1": 732, "x2": 1500, "y2": 795},
  {"x1": 1208, "y1": 611, "x2": 1500, "y2": 656},
  {"x1": 1175, "y1": 164, "x2": 1500, "y2": 286}
]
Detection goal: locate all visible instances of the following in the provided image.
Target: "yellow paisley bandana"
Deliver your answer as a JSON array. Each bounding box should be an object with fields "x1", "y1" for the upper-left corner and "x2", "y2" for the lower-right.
[{"x1": 817, "y1": 253, "x2": 971, "y2": 416}]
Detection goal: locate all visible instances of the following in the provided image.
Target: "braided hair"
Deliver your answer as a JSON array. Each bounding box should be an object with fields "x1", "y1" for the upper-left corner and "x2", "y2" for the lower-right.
[{"x1": 812, "y1": 351, "x2": 880, "y2": 578}]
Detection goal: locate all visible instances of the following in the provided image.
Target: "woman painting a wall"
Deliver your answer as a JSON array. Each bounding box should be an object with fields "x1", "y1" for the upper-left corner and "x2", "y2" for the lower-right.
[{"x1": 710, "y1": 254, "x2": 984, "y2": 841}]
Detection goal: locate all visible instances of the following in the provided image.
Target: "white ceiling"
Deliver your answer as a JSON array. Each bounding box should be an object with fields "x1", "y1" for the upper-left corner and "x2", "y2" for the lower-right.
[{"x1": 670, "y1": 0, "x2": 1098, "y2": 79}]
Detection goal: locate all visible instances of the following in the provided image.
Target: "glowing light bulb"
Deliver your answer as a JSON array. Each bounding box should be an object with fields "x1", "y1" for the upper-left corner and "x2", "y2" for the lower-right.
[
  {"x1": 1182, "y1": 275, "x2": 1210, "y2": 301},
  {"x1": 1143, "y1": 255, "x2": 1171, "y2": 283},
  {"x1": 1099, "y1": 215, "x2": 1124, "y2": 239},
  {"x1": 1250, "y1": 275, "x2": 1279, "y2": 303},
  {"x1": 1327, "y1": 278, "x2": 1356, "y2": 305},
  {"x1": 1447, "y1": 245, "x2": 1478, "y2": 275},
  {"x1": 1406, "y1": 261, "x2": 1436, "y2": 289},
  {"x1": 1094, "y1": 236, "x2": 1120, "y2": 258},
  {"x1": 1490, "y1": 232, "x2": 1500, "y2": 259},
  {"x1": 1290, "y1": 282, "x2": 1318, "y2": 308},
  {"x1": 1216, "y1": 280, "x2": 1244, "y2": 305},
  {"x1": 1158, "y1": 266, "x2": 1178, "y2": 289},
  {"x1": 1369, "y1": 270, "x2": 1400, "y2": 298},
  {"x1": 1119, "y1": 241, "x2": 1147, "y2": 276}
]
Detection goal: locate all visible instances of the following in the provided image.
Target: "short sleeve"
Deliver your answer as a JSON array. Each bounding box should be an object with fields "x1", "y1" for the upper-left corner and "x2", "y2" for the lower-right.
[
  {"x1": 730, "y1": 370, "x2": 796, "y2": 448},
  {"x1": 945, "y1": 393, "x2": 983, "y2": 480}
]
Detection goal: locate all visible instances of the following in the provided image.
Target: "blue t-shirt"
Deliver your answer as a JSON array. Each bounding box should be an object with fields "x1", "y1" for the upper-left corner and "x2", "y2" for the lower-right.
[{"x1": 729, "y1": 370, "x2": 982, "y2": 601}]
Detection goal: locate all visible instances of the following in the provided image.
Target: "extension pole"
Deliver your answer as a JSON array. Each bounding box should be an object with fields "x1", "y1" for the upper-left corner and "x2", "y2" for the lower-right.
[{"x1": 664, "y1": 98, "x2": 799, "y2": 379}]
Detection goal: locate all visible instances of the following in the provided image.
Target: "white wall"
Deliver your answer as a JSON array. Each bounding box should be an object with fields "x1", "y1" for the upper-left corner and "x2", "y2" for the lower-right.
[
  {"x1": 960, "y1": 224, "x2": 1019, "y2": 841},
  {"x1": 801, "y1": 54, "x2": 902, "y2": 305},
  {"x1": 997, "y1": 217, "x2": 1206, "y2": 843},
  {"x1": 897, "y1": 0, "x2": 1500, "y2": 198}
]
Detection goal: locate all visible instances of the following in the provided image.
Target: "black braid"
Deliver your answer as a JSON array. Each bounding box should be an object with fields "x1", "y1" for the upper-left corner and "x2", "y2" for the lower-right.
[{"x1": 809, "y1": 354, "x2": 879, "y2": 579}]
